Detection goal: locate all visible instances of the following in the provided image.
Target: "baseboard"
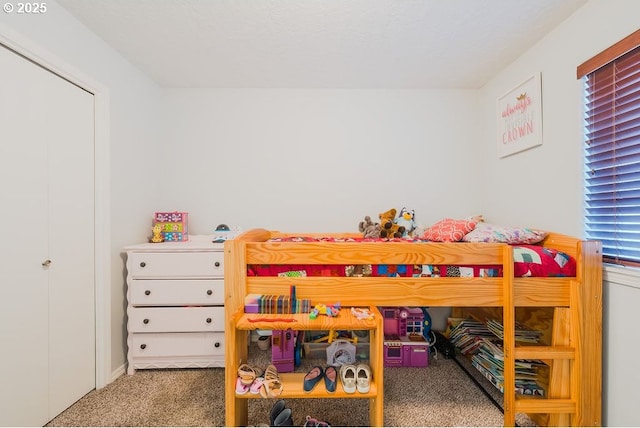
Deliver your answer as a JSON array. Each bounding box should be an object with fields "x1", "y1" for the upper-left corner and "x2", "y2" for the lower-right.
[{"x1": 107, "y1": 364, "x2": 127, "y2": 386}]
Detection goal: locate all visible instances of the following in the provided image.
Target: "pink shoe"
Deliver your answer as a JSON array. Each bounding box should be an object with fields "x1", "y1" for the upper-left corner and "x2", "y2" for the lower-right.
[
  {"x1": 250, "y1": 376, "x2": 265, "y2": 394},
  {"x1": 235, "y1": 376, "x2": 250, "y2": 395}
]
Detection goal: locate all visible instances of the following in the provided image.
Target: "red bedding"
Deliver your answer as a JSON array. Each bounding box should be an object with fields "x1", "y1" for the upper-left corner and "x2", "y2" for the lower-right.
[{"x1": 247, "y1": 239, "x2": 576, "y2": 278}]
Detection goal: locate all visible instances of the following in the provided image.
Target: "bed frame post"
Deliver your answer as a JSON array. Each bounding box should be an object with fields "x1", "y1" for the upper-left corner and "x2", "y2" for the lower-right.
[
  {"x1": 224, "y1": 236, "x2": 248, "y2": 427},
  {"x1": 574, "y1": 240, "x2": 602, "y2": 426},
  {"x1": 502, "y1": 244, "x2": 516, "y2": 426}
]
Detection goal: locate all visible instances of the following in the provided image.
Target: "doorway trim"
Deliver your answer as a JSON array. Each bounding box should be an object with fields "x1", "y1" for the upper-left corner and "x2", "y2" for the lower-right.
[{"x1": 0, "y1": 24, "x2": 111, "y2": 388}]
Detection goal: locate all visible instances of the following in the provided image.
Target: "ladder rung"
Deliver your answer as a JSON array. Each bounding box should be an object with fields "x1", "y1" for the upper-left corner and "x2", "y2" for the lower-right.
[
  {"x1": 514, "y1": 345, "x2": 575, "y2": 360},
  {"x1": 515, "y1": 398, "x2": 576, "y2": 414}
]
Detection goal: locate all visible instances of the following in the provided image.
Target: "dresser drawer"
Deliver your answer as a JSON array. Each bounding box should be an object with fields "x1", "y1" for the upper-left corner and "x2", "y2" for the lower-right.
[
  {"x1": 128, "y1": 279, "x2": 224, "y2": 305},
  {"x1": 131, "y1": 332, "x2": 225, "y2": 358},
  {"x1": 128, "y1": 307, "x2": 224, "y2": 333},
  {"x1": 128, "y1": 251, "x2": 224, "y2": 278}
]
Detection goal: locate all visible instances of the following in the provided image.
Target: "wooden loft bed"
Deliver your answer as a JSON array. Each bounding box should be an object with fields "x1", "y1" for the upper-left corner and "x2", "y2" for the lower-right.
[{"x1": 224, "y1": 228, "x2": 602, "y2": 427}]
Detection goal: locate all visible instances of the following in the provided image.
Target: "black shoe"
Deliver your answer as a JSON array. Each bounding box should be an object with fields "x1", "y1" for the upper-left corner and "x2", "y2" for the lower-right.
[
  {"x1": 272, "y1": 407, "x2": 294, "y2": 427},
  {"x1": 269, "y1": 399, "x2": 287, "y2": 426}
]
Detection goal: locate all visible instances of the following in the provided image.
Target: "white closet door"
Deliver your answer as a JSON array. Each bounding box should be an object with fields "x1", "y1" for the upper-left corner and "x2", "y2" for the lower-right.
[
  {"x1": 45, "y1": 55, "x2": 96, "y2": 419},
  {"x1": 0, "y1": 44, "x2": 95, "y2": 426}
]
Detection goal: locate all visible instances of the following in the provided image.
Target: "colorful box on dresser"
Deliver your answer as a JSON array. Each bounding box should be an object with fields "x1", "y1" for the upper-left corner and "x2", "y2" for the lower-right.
[{"x1": 154, "y1": 211, "x2": 189, "y2": 241}]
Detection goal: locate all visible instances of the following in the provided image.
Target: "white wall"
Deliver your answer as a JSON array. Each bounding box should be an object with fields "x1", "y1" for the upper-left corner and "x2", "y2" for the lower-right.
[
  {"x1": 0, "y1": 1, "x2": 164, "y2": 376},
  {"x1": 162, "y1": 88, "x2": 484, "y2": 234},
  {"x1": 3, "y1": 1, "x2": 637, "y2": 424},
  {"x1": 480, "y1": 0, "x2": 640, "y2": 425}
]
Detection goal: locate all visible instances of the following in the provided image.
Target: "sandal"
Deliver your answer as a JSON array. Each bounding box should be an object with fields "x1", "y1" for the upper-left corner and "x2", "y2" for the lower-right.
[
  {"x1": 260, "y1": 378, "x2": 284, "y2": 398},
  {"x1": 339, "y1": 364, "x2": 357, "y2": 394},
  {"x1": 264, "y1": 364, "x2": 279, "y2": 380},
  {"x1": 237, "y1": 363, "x2": 264, "y2": 386},
  {"x1": 356, "y1": 363, "x2": 371, "y2": 393},
  {"x1": 260, "y1": 364, "x2": 283, "y2": 398}
]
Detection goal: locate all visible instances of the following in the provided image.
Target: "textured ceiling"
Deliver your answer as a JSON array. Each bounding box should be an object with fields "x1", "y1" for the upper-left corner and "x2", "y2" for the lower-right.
[{"x1": 57, "y1": 0, "x2": 587, "y2": 89}]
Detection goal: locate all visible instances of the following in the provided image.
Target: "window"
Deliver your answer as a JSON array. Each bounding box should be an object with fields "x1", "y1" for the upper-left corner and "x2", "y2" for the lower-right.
[{"x1": 579, "y1": 30, "x2": 640, "y2": 266}]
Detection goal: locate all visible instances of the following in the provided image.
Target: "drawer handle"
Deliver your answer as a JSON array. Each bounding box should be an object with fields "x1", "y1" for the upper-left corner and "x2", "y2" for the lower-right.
[
  {"x1": 143, "y1": 319, "x2": 149, "y2": 324},
  {"x1": 214, "y1": 261, "x2": 220, "y2": 267},
  {"x1": 214, "y1": 342, "x2": 220, "y2": 348},
  {"x1": 145, "y1": 290, "x2": 151, "y2": 296},
  {"x1": 206, "y1": 290, "x2": 213, "y2": 296},
  {"x1": 206, "y1": 318, "x2": 212, "y2": 323},
  {"x1": 139, "y1": 262, "x2": 146, "y2": 268},
  {"x1": 140, "y1": 344, "x2": 146, "y2": 350}
]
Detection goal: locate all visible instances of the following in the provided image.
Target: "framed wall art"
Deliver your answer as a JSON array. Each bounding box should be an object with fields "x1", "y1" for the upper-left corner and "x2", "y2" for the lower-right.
[{"x1": 497, "y1": 73, "x2": 543, "y2": 158}]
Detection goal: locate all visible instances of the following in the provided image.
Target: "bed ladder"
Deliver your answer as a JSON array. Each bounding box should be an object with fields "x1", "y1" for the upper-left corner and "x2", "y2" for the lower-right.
[{"x1": 502, "y1": 241, "x2": 602, "y2": 427}]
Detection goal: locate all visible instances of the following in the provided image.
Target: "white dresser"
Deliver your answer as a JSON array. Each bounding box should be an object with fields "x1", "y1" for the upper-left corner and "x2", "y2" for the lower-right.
[{"x1": 125, "y1": 236, "x2": 226, "y2": 374}]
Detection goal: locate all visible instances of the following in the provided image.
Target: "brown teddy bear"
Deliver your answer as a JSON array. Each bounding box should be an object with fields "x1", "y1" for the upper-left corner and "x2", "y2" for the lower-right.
[
  {"x1": 358, "y1": 216, "x2": 381, "y2": 239},
  {"x1": 378, "y1": 208, "x2": 405, "y2": 239}
]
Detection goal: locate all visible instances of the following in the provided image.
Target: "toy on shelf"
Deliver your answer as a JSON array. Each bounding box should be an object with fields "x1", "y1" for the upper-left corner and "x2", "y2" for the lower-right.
[
  {"x1": 309, "y1": 303, "x2": 341, "y2": 320},
  {"x1": 351, "y1": 306, "x2": 375, "y2": 320},
  {"x1": 150, "y1": 223, "x2": 164, "y2": 243}
]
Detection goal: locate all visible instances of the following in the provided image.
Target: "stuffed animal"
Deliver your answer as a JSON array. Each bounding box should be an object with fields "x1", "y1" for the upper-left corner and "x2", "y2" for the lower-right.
[
  {"x1": 358, "y1": 216, "x2": 381, "y2": 239},
  {"x1": 379, "y1": 208, "x2": 406, "y2": 239},
  {"x1": 395, "y1": 207, "x2": 417, "y2": 237}
]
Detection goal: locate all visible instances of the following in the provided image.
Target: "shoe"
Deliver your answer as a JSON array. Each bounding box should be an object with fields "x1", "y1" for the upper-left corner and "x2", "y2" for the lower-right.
[
  {"x1": 272, "y1": 407, "x2": 294, "y2": 427},
  {"x1": 238, "y1": 363, "x2": 264, "y2": 386},
  {"x1": 339, "y1": 364, "x2": 357, "y2": 394},
  {"x1": 356, "y1": 363, "x2": 371, "y2": 393},
  {"x1": 303, "y1": 366, "x2": 324, "y2": 392},
  {"x1": 249, "y1": 376, "x2": 265, "y2": 394},
  {"x1": 261, "y1": 364, "x2": 283, "y2": 398},
  {"x1": 304, "y1": 415, "x2": 331, "y2": 427},
  {"x1": 323, "y1": 366, "x2": 337, "y2": 393},
  {"x1": 269, "y1": 399, "x2": 286, "y2": 426},
  {"x1": 235, "y1": 376, "x2": 250, "y2": 395}
]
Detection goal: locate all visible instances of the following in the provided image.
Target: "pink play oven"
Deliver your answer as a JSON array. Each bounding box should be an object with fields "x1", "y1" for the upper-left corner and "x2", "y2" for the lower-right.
[{"x1": 381, "y1": 307, "x2": 429, "y2": 368}]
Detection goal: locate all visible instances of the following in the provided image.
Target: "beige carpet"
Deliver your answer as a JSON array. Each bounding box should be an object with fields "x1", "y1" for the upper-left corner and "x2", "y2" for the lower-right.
[{"x1": 46, "y1": 345, "x2": 535, "y2": 427}]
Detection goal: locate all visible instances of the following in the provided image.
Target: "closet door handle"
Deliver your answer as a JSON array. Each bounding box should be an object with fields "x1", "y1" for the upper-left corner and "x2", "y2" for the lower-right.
[{"x1": 42, "y1": 259, "x2": 52, "y2": 267}]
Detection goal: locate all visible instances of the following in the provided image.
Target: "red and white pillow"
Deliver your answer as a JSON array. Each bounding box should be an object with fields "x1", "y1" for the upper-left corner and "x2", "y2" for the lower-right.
[{"x1": 421, "y1": 218, "x2": 479, "y2": 242}]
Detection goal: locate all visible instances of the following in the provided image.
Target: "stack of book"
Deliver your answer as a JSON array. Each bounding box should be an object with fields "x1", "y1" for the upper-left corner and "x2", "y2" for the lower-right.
[
  {"x1": 448, "y1": 317, "x2": 547, "y2": 396},
  {"x1": 470, "y1": 337, "x2": 546, "y2": 396},
  {"x1": 448, "y1": 318, "x2": 495, "y2": 355},
  {"x1": 243, "y1": 286, "x2": 311, "y2": 314},
  {"x1": 486, "y1": 318, "x2": 543, "y2": 343}
]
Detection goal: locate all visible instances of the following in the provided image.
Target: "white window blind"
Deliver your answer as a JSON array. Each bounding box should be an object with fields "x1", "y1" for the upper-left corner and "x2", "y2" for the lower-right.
[{"x1": 584, "y1": 45, "x2": 640, "y2": 265}]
